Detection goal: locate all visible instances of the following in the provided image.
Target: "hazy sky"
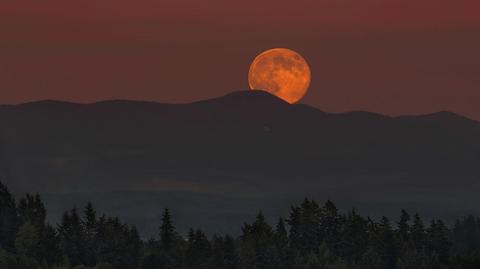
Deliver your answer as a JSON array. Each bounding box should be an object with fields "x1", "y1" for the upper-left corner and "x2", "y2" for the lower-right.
[{"x1": 1, "y1": 0, "x2": 480, "y2": 119}]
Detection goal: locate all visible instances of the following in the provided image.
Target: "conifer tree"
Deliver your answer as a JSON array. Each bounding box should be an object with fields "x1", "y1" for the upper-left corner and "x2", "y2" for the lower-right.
[
  {"x1": 82, "y1": 202, "x2": 98, "y2": 266},
  {"x1": 377, "y1": 216, "x2": 398, "y2": 269},
  {"x1": 275, "y1": 218, "x2": 288, "y2": 248},
  {"x1": 322, "y1": 200, "x2": 342, "y2": 254},
  {"x1": 57, "y1": 208, "x2": 87, "y2": 267},
  {"x1": 338, "y1": 209, "x2": 369, "y2": 263},
  {"x1": 397, "y1": 209, "x2": 411, "y2": 243},
  {"x1": 159, "y1": 208, "x2": 176, "y2": 251},
  {"x1": 126, "y1": 226, "x2": 142, "y2": 269},
  {"x1": 186, "y1": 228, "x2": 212, "y2": 269},
  {"x1": 15, "y1": 221, "x2": 39, "y2": 257},
  {"x1": 411, "y1": 213, "x2": 426, "y2": 251},
  {"x1": 240, "y1": 212, "x2": 275, "y2": 269},
  {"x1": 40, "y1": 224, "x2": 62, "y2": 268},
  {"x1": 0, "y1": 181, "x2": 18, "y2": 250},
  {"x1": 83, "y1": 202, "x2": 97, "y2": 233},
  {"x1": 427, "y1": 219, "x2": 450, "y2": 264},
  {"x1": 211, "y1": 235, "x2": 239, "y2": 269},
  {"x1": 17, "y1": 193, "x2": 46, "y2": 231},
  {"x1": 287, "y1": 198, "x2": 322, "y2": 254}
]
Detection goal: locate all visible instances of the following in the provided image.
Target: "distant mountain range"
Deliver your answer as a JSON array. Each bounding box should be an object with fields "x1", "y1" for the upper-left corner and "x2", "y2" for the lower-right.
[{"x1": 1, "y1": 90, "x2": 479, "y2": 236}]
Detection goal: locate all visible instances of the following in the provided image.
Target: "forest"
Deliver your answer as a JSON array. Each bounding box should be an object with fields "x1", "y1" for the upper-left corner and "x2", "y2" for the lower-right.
[{"x1": 1, "y1": 180, "x2": 480, "y2": 269}]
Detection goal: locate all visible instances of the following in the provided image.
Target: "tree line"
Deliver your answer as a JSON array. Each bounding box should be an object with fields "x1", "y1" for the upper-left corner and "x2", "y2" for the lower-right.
[{"x1": 1, "y1": 181, "x2": 480, "y2": 269}]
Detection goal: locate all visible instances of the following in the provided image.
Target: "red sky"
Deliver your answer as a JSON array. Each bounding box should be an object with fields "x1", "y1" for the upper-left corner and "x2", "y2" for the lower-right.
[{"x1": 1, "y1": 0, "x2": 480, "y2": 118}]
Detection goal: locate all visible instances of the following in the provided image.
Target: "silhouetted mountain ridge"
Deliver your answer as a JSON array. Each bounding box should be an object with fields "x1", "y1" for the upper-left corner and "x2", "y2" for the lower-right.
[
  {"x1": 2, "y1": 90, "x2": 476, "y2": 126},
  {"x1": 1, "y1": 90, "x2": 479, "y2": 235}
]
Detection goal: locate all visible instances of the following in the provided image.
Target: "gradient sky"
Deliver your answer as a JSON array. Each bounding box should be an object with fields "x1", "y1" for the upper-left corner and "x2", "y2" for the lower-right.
[{"x1": 1, "y1": 0, "x2": 480, "y2": 118}]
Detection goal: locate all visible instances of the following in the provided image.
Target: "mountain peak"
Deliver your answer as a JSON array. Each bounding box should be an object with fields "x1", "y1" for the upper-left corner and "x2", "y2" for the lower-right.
[
  {"x1": 222, "y1": 89, "x2": 284, "y2": 99},
  {"x1": 196, "y1": 90, "x2": 290, "y2": 106}
]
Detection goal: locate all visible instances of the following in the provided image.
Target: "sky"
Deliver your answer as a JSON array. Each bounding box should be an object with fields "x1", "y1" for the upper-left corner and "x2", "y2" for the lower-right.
[{"x1": 1, "y1": 0, "x2": 480, "y2": 119}]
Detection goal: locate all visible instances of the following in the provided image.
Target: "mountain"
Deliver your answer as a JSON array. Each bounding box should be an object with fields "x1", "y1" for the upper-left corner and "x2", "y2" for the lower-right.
[{"x1": 1, "y1": 90, "x2": 480, "y2": 236}]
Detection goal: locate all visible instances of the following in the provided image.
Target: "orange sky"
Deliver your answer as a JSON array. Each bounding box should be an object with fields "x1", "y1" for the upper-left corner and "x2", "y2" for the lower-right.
[{"x1": 1, "y1": 0, "x2": 480, "y2": 118}]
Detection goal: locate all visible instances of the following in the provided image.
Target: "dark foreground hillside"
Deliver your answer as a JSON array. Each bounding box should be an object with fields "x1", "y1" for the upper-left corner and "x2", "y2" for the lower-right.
[
  {"x1": 1, "y1": 90, "x2": 480, "y2": 236},
  {"x1": 1, "y1": 181, "x2": 480, "y2": 269}
]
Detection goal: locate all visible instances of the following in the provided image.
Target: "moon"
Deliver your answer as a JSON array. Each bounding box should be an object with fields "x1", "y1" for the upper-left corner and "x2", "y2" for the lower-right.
[{"x1": 248, "y1": 48, "x2": 311, "y2": 104}]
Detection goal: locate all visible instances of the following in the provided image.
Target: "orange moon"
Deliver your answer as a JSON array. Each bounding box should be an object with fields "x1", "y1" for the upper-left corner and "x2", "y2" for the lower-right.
[{"x1": 248, "y1": 48, "x2": 311, "y2": 104}]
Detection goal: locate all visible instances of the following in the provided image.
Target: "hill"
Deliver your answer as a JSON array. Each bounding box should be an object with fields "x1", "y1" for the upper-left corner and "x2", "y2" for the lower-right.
[{"x1": 1, "y1": 90, "x2": 479, "y2": 235}]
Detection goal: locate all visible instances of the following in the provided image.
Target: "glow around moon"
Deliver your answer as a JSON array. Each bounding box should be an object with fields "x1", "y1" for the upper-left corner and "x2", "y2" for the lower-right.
[{"x1": 248, "y1": 48, "x2": 311, "y2": 104}]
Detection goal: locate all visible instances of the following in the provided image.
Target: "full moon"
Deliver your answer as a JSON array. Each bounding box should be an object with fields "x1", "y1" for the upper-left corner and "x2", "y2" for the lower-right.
[{"x1": 248, "y1": 48, "x2": 311, "y2": 104}]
